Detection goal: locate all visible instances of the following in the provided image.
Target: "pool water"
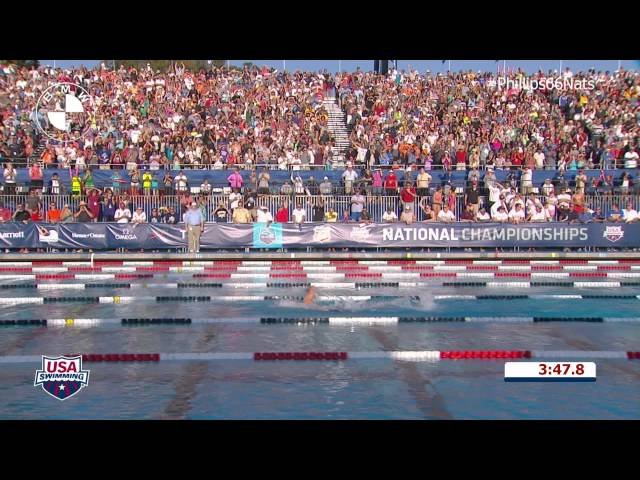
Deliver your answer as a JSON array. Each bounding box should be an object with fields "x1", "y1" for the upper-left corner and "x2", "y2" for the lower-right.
[{"x1": 0, "y1": 277, "x2": 639, "y2": 419}]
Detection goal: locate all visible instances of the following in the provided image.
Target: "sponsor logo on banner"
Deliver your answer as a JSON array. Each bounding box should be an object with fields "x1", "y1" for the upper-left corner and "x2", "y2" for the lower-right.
[
  {"x1": 114, "y1": 228, "x2": 138, "y2": 241},
  {"x1": 34, "y1": 355, "x2": 90, "y2": 401},
  {"x1": 0, "y1": 231, "x2": 25, "y2": 239},
  {"x1": 253, "y1": 222, "x2": 282, "y2": 249},
  {"x1": 71, "y1": 232, "x2": 106, "y2": 239},
  {"x1": 349, "y1": 225, "x2": 373, "y2": 242},
  {"x1": 603, "y1": 225, "x2": 624, "y2": 242},
  {"x1": 37, "y1": 226, "x2": 59, "y2": 243},
  {"x1": 313, "y1": 225, "x2": 332, "y2": 243}
]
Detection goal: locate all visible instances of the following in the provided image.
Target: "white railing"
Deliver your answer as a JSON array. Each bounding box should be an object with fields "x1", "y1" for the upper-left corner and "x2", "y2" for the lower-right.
[{"x1": 1, "y1": 194, "x2": 639, "y2": 223}]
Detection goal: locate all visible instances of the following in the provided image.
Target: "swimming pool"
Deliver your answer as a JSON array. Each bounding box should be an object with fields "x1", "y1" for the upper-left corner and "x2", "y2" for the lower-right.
[{"x1": 0, "y1": 258, "x2": 639, "y2": 419}]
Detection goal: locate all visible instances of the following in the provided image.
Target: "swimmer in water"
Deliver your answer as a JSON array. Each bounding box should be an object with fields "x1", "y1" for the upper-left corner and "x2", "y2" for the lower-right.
[{"x1": 303, "y1": 286, "x2": 317, "y2": 305}]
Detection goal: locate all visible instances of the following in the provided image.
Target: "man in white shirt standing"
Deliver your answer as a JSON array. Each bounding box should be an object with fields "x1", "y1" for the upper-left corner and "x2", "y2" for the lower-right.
[
  {"x1": 624, "y1": 149, "x2": 639, "y2": 169},
  {"x1": 534, "y1": 149, "x2": 545, "y2": 170},
  {"x1": 488, "y1": 182, "x2": 503, "y2": 211},
  {"x1": 541, "y1": 178, "x2": 554, "y2": 197},
  {"x1": 342, "y1": 164, "x2": 358, "y2": 195},
  {"x1": 520, "y1": 166, "x2": 533, "y2": 195},
  {"x1": 3, "y1": 162, "x2": 16, "y2": 195},
  {"x1": 200, "y1": 179, "x2": 212, "y2": 196},
  {"x1": 175, "y1": 171, "x2": 188, "y2": 194}
]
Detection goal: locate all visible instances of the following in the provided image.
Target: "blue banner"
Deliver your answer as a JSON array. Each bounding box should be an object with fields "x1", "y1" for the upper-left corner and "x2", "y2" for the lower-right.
[{"x1": 0, "y1": 222, "x2": 638, "y2": 249}]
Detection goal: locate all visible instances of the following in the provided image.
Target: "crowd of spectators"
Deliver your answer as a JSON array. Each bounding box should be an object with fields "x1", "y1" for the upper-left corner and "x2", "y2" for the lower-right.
[
  {"x1": 1, "y1": 62, "x2": 338, "y2": 171},
  {"x1": 1, "y1": 62, "x2": 639, "y2": 176},
  {"x1": 339, "y1": 66, "x2": 639, "y2": 172},
  {"x1": 1, "y1": 61, "x2": 639, "y2": 228}
]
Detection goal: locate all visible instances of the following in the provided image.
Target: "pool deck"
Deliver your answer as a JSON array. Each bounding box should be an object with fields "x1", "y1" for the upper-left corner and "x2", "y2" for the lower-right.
[{"x1": 1, "y1": 251, "x2": 639, "y2": 261}]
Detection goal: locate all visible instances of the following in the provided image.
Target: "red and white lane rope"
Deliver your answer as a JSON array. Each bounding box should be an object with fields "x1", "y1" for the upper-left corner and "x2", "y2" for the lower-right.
[{"x1": 0, "y1": 350, "x2": 639, "y2": 363}]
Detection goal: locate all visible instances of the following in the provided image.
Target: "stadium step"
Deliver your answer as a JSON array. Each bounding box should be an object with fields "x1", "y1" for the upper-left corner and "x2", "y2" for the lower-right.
[{"x1": 322, "y1": 96, "x2": 350, "y2": 156}]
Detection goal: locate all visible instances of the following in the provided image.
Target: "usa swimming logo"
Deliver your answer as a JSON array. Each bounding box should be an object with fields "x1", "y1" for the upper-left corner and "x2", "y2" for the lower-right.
[
  {"x1": 253, "y1": 223, "x2": 283, "y2": 249},
  {"x1": 34, "y1": 355, "x2": 90, "y2": 401},
  {"x1": 603, "y1": 225, "x2": 624, "y2": 243}
]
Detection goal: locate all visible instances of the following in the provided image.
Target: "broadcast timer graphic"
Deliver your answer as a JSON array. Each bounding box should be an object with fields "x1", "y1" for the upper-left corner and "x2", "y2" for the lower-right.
[{"x1": 34, "y1": 82, "x2": 95, "y2": 143}]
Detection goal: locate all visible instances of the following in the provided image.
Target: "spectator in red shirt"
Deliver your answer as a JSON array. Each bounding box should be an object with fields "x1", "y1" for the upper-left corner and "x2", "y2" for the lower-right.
[
  {"x1": 29, "y1": 162, "x2": 44, "y2": 192},
  {"x1": 384, "y1": 171, "x2": 398, "y2": 196},
  {"x1": 0, "y1": 203, "x2": 11, "y2": 223},
  {"x1": 275, "y1": 202, "x2": 289, "y2": 223},
  {"x1": 30, "y1": 208, "x2": 43, "y2": 222},
  {"x1": 511, "y1": 147, "x2": 524, "y2": 169},
  {"x1": 399, "y1": 182, "x2": 417, "y2": 210},
  {"x1": 455, "y1": 145, "x2": 467, "y2": 170},
  {"x1": 46, "y1": 203, "x2": 61, "y2": 223}
]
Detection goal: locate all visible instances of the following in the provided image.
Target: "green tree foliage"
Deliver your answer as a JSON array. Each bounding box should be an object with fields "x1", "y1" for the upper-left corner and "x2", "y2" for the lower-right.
[
  {"x1": 1, "y1": 60, "x2": 39, "y2": 68},
  {"x1": 107, "y1": 60, "x2": 227, "y2": 71}
]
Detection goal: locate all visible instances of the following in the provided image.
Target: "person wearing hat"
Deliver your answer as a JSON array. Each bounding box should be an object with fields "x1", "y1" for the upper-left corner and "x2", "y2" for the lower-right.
[
  {"x1": 399, "y1": 204, "x2": 415, "y2": 224},
  {"x1": 492, "y1": 205, "x2": 508, "y2": 223},
  {"x1": 256, "y1": 205, "x2": 273, "y2": 223},
  {"x1": 183, "y1": 201, "x2": 205, "y2": 253},
  {"x1": 60, "y1": 204, "x2": 74, "y2": 223},
  {"x1": 74, "y1": 200, "x2": 94, "y2": 223},
  {"x1": 476, "y1": 207, "x2": 491, "y2": 222},
  {"x1": 319, "y1": 176, "x2": 333, "y2": 199}
]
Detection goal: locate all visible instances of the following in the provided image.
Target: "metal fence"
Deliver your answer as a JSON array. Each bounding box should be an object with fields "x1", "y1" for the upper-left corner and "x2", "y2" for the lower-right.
[{"x1": 2, "y1": 194, "x2": 639, "y2": 224}]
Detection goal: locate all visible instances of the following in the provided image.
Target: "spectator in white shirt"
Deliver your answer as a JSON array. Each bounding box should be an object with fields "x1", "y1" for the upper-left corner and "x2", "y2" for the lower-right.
[
  {"x1": 491, "y1": 195, "x2": 508, "y2": 218},
  {"x1": 437, "y1": 205, "x2": 456, "y2": 222},
  {"x1": 476, "y1": 208, "x2": 491, "y2": 222},
  {"x1": 541, "y1": 179, "x2": 554, "y2": 197},
  {"x1": 528, "y1": 204, "x2": 549, "y2": 222},
  {"x1": 508, "y1": 204, "x2": 526, "y2": 224},
  {"x1": 534, "y1": 149, "x2": 545, "y2": 169},
  {"x1": 256, "y1": 206, "x2": 273, "y2": 223},
  {"x1": 228, "y1": 189, "x2": 242, "y2": 211},
  {"x1": 3, "y1": 163, "x2": 16, "y2": 194},
  {"x1": 382, "y1": 208, "x2": 398, "y2": 223},
  {"x1": 175, "y1": 171, "x2": 188, "y2": 193},
  {"x1": 488, "y1": 183, "x2": 503, "y2": 209},
  {"x1": 114, "y1": 203, "x2": 131, "y2": 223},
  {"x1": 291, "y1": 203, "x2": 306, "y2": 228},
  {"x1": 545, "y1": 201, "x2": 557, "y2": 221},
  {"x1": 200, "y1": 179, "x2": 212, "y2": 195},
  {"x1": 342, "y1": 165, "x2": 358, "y2": 195},
  {"x1": 622, "y1": 203, "x2": 639, "y2": 223},
  {"x1": 624, "y1": 149, "x2": 639, "y2": 169},
  {"x1": 132, "y1": 207, "x2": 147, "y2": 224},
  {"x1": 520, "y1": 167, "x2": 533, "y2": 194},
  {"x1": 492, "y1": 205, "x2": 508, "y2": 223}
]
